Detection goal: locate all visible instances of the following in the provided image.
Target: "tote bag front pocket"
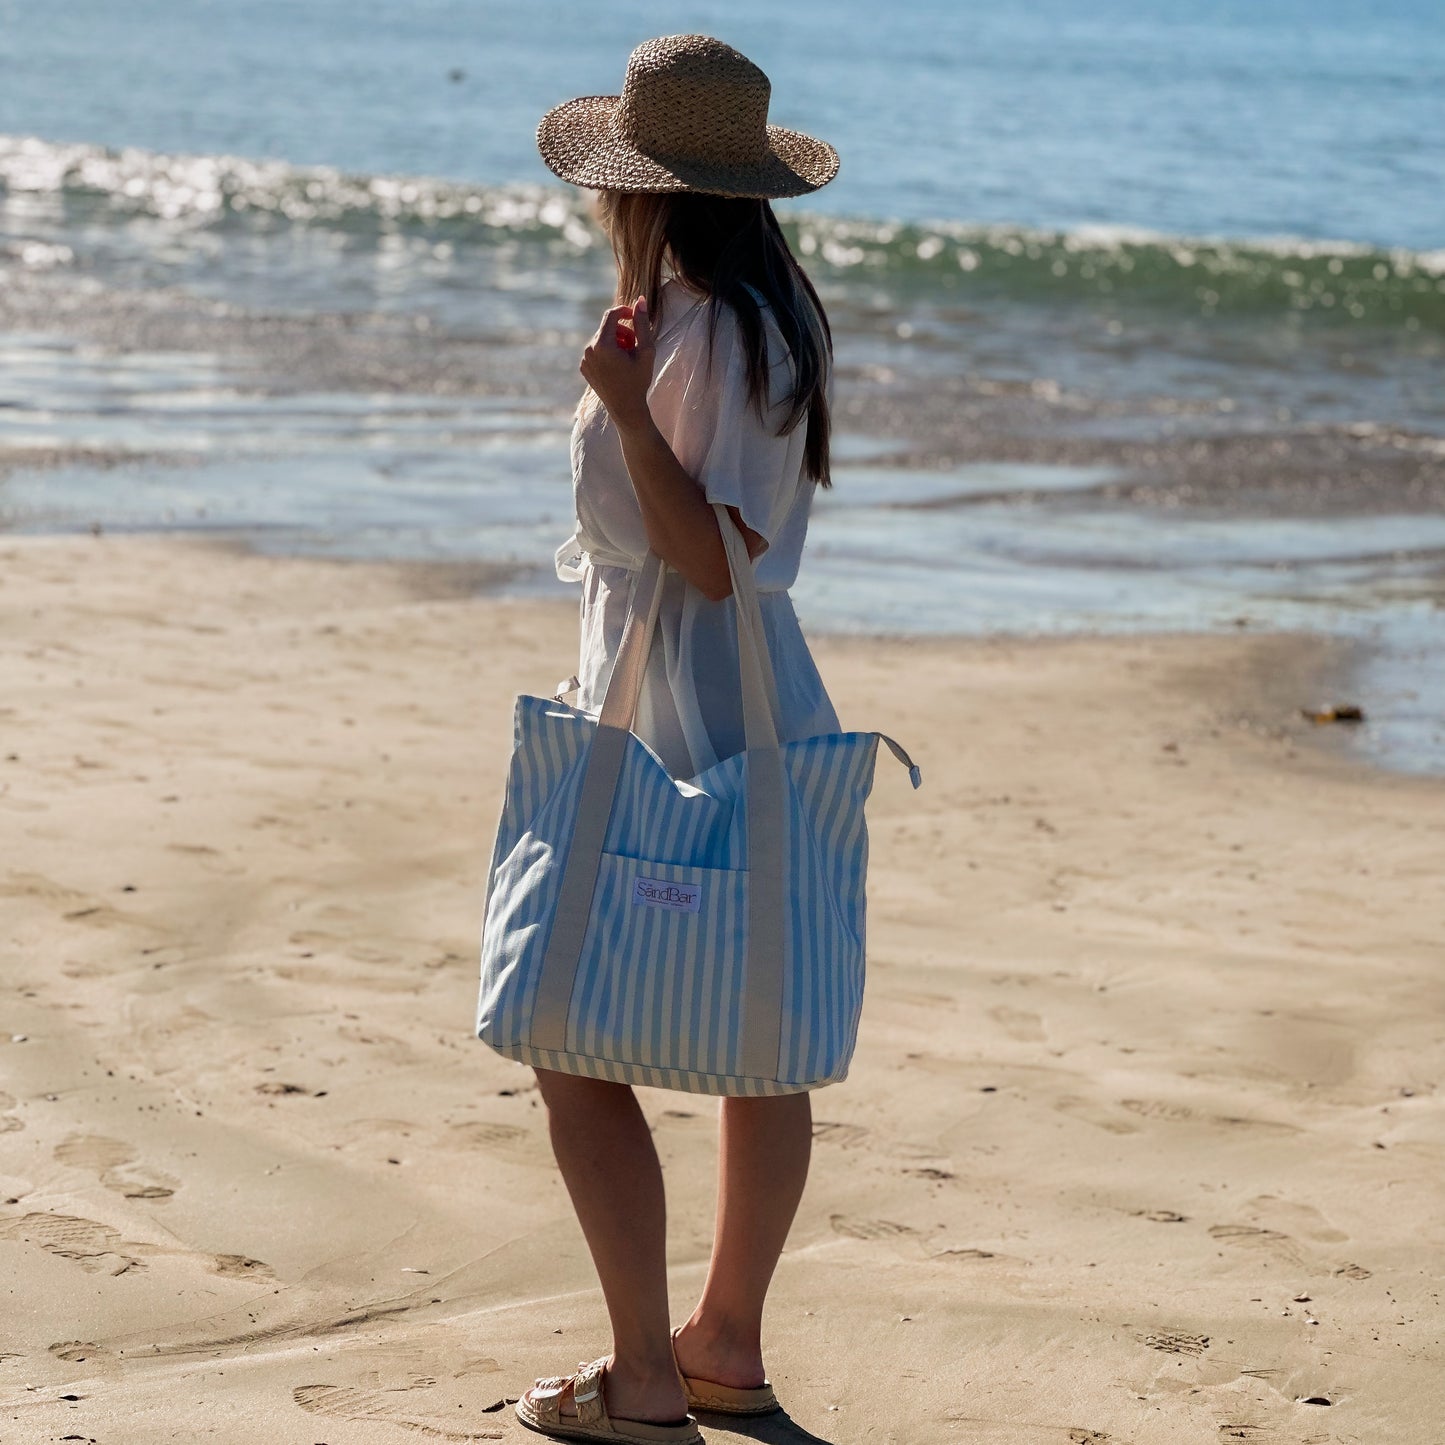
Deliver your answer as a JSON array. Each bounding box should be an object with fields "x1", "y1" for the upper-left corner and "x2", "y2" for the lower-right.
[{"x1": 567, "y1": 852, "x2": 749, "y2": 1076}]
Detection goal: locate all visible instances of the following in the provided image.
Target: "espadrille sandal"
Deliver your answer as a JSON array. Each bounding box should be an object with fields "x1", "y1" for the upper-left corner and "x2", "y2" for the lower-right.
[
  {"x1": 669, "y1": 1328, "x2": 781, "y2": 1416},
  {"x1": 515, "y1": 1355, "x2": 703, "y2": 1445}
]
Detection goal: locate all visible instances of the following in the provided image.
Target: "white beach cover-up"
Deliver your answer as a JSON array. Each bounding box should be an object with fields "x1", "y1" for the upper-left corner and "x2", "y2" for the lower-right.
[{"x1": 555, "y1": 276, "x2": 840, "y2": 777}]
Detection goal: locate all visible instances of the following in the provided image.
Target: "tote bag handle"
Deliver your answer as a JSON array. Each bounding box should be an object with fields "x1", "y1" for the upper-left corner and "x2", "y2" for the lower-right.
[
  {"x1": 593, "y1": 505, "x2": 783, "y2": 752},
  {"x1": 528, "y1": 506, "x2": 790, "y2": 1080}
]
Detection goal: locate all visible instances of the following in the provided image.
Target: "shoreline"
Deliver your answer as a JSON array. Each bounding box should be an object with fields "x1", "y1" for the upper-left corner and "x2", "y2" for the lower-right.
[
  {"x1": 4, "y1": 525, "x2": 1418, "y2": 780},
  {"x1": 3, "y1": 263, "x2": 1441, "y2": 780}
]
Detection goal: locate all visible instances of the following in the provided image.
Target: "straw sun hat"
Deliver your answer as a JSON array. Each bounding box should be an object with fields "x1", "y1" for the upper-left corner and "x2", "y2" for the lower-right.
[{"x1": 536, "y1": 33, "x2": 839, "y2": 200}]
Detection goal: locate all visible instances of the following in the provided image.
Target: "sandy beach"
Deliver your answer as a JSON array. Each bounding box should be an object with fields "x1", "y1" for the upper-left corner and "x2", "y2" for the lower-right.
[{"x1": 1, "y1": 530, "x2": 1440, "y2": 1442}]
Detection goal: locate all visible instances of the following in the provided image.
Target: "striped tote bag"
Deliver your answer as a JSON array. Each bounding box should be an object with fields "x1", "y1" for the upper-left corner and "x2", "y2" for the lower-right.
[{"x1": 475, "y1": 504, "x2": 921, "y2": 1096}]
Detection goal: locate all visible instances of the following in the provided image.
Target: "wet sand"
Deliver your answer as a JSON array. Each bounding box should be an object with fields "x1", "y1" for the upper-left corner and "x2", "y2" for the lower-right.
[{"x1": 1, "y1": 531, "x2": 1441, "y2": 1443}]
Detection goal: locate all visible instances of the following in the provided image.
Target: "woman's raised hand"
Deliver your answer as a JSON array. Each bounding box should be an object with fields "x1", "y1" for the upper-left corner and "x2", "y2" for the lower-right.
[{"x1": 580, "y1": 293, "x2": 656, "y2": 432}]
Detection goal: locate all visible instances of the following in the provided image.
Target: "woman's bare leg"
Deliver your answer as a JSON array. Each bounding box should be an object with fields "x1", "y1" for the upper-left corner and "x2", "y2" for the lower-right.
[
  {"x1": 673, "y1": 1091, "x2": 813, "y2": 1387},
  {"x1": 527, "y1": 1068, "x2": 690, "y2": 1423}
]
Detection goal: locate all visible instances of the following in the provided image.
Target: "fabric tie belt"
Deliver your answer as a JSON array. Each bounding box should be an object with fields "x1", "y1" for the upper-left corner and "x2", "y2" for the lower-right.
[{"x1": 556, "y1": 535, "x2": 790, "y2": 593}]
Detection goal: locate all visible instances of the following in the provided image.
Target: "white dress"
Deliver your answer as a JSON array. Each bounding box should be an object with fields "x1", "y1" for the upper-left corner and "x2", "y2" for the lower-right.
[{"x1": 555, "y1": 275, "x2": 840, "y2": 780}]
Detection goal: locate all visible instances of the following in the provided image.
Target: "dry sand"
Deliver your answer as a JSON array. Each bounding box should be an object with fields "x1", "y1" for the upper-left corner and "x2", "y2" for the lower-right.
[{"x1": 1, "y1": 531, "x2": 1441, "y2": 1445}]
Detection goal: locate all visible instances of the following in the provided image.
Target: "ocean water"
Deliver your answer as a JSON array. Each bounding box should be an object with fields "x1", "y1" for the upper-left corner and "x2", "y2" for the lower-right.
[
  {"x1": 0, "y1": 0, "x2": 1442, "y2": 772},
  {"x1": 3, "y1": 0, "x2": 1442, "y2": 248}
]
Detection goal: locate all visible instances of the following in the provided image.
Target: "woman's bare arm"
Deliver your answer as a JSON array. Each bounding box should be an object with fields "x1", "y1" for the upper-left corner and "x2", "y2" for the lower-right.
[
  {"x1": 612, "y1": 410, "x2": 765, "y2": 602},
  {"x1": 579, "y1": 294, "x2": 765, "y2": 602}
]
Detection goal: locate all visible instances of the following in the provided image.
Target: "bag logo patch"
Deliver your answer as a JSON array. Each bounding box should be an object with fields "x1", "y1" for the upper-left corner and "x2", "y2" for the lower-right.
[{"x1": 633, "y1": 875, "x2": 702, "y2": 914}]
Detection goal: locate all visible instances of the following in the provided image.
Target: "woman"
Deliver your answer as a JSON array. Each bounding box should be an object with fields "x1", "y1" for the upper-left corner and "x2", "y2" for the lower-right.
[{"x1": 514, "y1": 34, "x2": 844, "y2": 1445}]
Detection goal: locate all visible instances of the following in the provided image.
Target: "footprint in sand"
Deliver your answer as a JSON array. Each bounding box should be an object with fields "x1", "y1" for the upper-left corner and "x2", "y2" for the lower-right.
[
  {"x1": 292, "y1": 1381, "x2": 503, "y2": 1440},
  {"x1": 1069, "y1": 1432, "x2": 1112, "y2": 1444},
  {"x1": 3, "y1": 1211, "x2": 270, "y2": 1285},
  {"x1": 210, "y1": 1253, "x2": 276, "y2": 1281},
  {"x1": 54, "y1": 1132, "x2": 178, "y2": 1200},
  {"x1": 0, "y1": 1090, "x2": 23, "y2": 1134},
  {"x1": 446, "y1": 1120, "x2": 536, "y2": 1164},
  {"x1": 1053, "y1": 1096, "x2": 1139, "y2": 1135},
  {"x1": 1137, "y1": 1329, "x2": 1210, "y2": 1356},
  {"x1": 929, "y1": 1246, "x2": 1034, "y2": 1272},
  {"x1": 0, "y1": 1212, "x2": 147, "y2": 1275},
  {"x1": 1120, "y1": 1099, "x2": 1196, "y2": 1123},
  {"x1": 811, "y1": 1120, "x2": 869, "y2": 1148},
  {"x1": 1244, "y1": 1194, "x2": 1349, "y2": 1244},
  {"x1": 1207, "y1": 1223, "x2": 1306, "y2": 1269},
  {"x1": 49, "y1": 1340, "x2": 113, "y2": 1364},
  {"x1": 1119, "y1": 1099, "x2": 1299, "y2": 1136},
  {"x1": 829, "y1": 1214, "x2": 915, "y2": 1241}
]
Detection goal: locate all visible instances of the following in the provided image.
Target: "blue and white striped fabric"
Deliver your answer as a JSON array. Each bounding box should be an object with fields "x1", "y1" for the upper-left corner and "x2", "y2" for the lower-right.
[
  {"x1": 477, "y1": 702, "x2": 885, "y2": 1093},
  {"x1": 476, "y1": 508, "x2": 919, "y2": 1096}
]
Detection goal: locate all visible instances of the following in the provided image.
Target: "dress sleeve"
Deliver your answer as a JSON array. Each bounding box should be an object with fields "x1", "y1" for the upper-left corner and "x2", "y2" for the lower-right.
[{"x1": 667, "y1": 300, "x2": 802, "y2": 552}]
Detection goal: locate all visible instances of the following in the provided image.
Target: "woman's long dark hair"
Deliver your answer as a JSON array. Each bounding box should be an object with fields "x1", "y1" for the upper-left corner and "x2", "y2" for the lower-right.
[{"x1": 587, "y1": 189, "x2": 834, "y2": 488}]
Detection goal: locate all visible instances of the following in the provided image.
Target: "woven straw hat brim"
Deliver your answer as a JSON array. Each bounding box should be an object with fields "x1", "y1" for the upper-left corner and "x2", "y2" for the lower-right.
[{"x1": 537, "y1": 94, "x2": 839, "y2": 199}]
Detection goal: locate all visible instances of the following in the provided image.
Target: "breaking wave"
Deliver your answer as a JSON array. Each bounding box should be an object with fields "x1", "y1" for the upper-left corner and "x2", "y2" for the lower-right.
[{"x1": 3, "y1": 134, "x2": 1442, "y2": 330}]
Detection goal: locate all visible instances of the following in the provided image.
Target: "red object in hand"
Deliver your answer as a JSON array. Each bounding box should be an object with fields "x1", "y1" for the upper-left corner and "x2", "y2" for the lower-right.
[{"x1": 615, "y1": 320, "x2": 637, "y2": 351}]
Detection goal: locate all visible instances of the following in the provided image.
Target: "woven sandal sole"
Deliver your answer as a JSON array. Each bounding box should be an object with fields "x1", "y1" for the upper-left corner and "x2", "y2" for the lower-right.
[
  {"x1": 515, "y1": 1395, "x2": 703, "y2": 1445},
  {"x1": 679, "y1": 1374, "x2": 781, "y2": 1416}
]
